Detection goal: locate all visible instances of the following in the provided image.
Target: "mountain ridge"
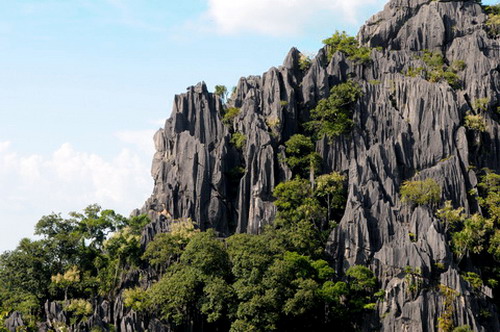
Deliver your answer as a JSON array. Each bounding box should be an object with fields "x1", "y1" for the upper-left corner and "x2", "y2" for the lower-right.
[
  {"x1": 3, "y1": 0, "x2": 500, "y2": 331},
  {"x1": 138, "y1": 0, "x2": 500, "y2": 330}
]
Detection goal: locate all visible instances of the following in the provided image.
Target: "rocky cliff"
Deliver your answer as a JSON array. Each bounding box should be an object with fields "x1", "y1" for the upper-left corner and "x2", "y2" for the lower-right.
[{"x1": 136, "y1": 0, "x2": 500, "y2": 331}]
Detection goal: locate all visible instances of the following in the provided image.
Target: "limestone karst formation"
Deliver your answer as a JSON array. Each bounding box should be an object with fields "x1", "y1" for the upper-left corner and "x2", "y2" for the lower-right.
[{"x1": 7, "y1": 0, "x2": 500, "y2": 331}]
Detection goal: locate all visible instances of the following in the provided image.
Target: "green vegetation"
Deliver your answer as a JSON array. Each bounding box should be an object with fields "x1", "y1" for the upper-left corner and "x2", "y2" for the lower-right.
[
  {"x1": 306, "y1": 80, "x2": 363, "y2": 140},
  {"x1": 266, "y1": 115, "x2": 281, "y2": 137},
  {"x1": 406, "y1": 51, "x2": 465, "y2": 89},
  {"x1": 438, "y1": 285, "x2": 458, "y2": 332},
  {"x1": 298, "y1": 53, "x2": 312, "y2": 71},
  {"x1": 408, "y1": 232, "x2": 417, "y2": 242},
  {"x1": 462, "y1": 272, "x2": 483, "y2": 292},
  {"x1": 119, "y1": 174, "x2": 377, "y2": 331},
  {"x1": 222, "y1": 107, "x2": 241, "y2": 126},
  {"x1": 65, "y1": 299, "x2": 93, "y2": 324},
  {"x1": 284, "y1": 134, "x2": 321, "y2": 178},
  {"x1": 406, "y1": 66, "x2": 425, "y2": 78},
  {"x1": 485, "y1": 4, "x2": 500, "y2": 36},
  {"x1": 315, "y1": 172, "x2": 347, "y2": 223},
  {"x1": 322, "y1": 31, "x2": 373, "y2": 64},
  {"x1": 464, "y1": 113, "x2": 486, "y2": 132},
  {"x1": 214, "y1": 85, "x2": 228, "y2": 103},
  {"x1": 230, "y1": 132, "x2": 247, "y2": 150},
  {"x1": 435, "y1": 171, "x2": 500, "y2": 307},
  {"x1": 436, "y1": 201, "x2": 466, "y2": 233},
  {"x1": 404, "y1": 266, "x2": 423, "y2": 294},
  {"x1": 400, "y1": 178, "x2": 441, "y2": 206},
  {"x1": 0, "y1": 205, "x2": 148, "y2": 329},
  {"x1": 473, "y1": 98, "x2": 489, "y2": 112}
]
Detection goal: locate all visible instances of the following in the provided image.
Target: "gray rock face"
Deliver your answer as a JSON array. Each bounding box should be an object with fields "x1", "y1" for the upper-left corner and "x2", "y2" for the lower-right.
[
  {"x1": 137, "y1": 0, "x2": 500, "y2": 331},
  {"x1": 5, "y1": 311, "x2": 24, "y2": 332}
]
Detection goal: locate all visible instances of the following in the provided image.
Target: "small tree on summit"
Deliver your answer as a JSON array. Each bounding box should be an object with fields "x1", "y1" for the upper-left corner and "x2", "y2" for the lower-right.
[{"x1": 214, "y1": 85, "x2": 228, "y2": 103}]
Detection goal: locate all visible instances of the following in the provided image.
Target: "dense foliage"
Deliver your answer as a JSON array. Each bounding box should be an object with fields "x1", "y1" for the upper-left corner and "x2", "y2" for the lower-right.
[
  {"x1": 485, "y1": 4, "x2": 500, "y2": 36},
  {"x1": 436, "y1": 171, "x2": 500, "y2": 307},
  {"x1": 127, "y1": 171, "x2": 379, "y2": 332},
  {"x1": 306, "y1": 80, "x2": 363, "y2": 140},
  {"x1": 322, "y1": 31, "x2": 372, "y2": 64},
  {"x1": 400, "y1": 178, "x2": 441, "y2": 206},
  {"x1": 406, "y1": 51, "x2": 465, "y2": 89},
  {"x1": 0, "y1": 206, "x2": 148, "y2": 329},
  {"x1": 284, "y1": 134, "x2": 321, "y2": 179}
]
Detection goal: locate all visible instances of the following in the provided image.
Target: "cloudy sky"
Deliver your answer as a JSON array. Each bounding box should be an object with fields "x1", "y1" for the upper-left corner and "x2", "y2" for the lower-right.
[{"x1": 1, "y1": 0, "x2": 494, "y2": 252}]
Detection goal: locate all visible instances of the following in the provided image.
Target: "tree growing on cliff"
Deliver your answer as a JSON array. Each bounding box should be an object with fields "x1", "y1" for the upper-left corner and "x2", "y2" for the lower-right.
[
  {"x1": 306, "y1": 80, "x2": 363, "y2": 141},
  {"x1": 284, "y1": 134, "x2": 321, "y2": 180}
]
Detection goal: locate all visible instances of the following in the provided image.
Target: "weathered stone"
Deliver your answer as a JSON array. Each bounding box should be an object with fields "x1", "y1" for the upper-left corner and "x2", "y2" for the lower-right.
[
  {"x1": 4, "y1": 311, "x2": 24, "y2": 332},
  {"x1": 133, "y1": 0, "x2": 500, "y2": 331}
]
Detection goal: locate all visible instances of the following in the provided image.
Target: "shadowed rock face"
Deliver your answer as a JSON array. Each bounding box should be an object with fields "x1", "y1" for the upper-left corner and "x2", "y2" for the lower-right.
[{"x1": 136, "y1": 0, "x2": 500, "y2": 331}]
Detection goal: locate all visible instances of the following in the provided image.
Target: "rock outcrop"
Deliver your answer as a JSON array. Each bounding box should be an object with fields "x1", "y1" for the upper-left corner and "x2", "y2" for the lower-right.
[
  {"x1": 139, "y1": 1, "x2": 500, "y2": 331},
  {"x1": 30, "y1": 1, "x2": 498, "y2": 331}
]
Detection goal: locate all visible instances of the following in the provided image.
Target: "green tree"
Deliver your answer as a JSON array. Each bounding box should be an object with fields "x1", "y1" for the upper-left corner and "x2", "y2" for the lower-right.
[
  {"x1": 322, "y1": 31, "x2": 372, "y2": 64},
  {"x1": 436, "y1": 201, "x2": 466, "y2": 233},
  {"x1": 315, "y1": 172, "x2": 346, "y2": 224},
  {"x1": 284, "y1": 134, "x2": 321, "y2": 179},
  {"x1": 51, "y1": 265, "x2": 81, "y2": 301},
  {"x1": 306, "y1": 80, "x2": 362, "y2": 140},
  {"x1": 215, "y1": 85, "x2": 228, "y2": 103},
  {"x1": 180, "y1": 230, "x2": 231, "y2": 278}
]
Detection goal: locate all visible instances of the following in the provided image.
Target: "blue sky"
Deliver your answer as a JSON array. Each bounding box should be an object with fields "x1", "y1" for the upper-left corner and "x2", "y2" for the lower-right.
[{"x1": 0, "y1": 0, "x2": 496, "y2": 252}]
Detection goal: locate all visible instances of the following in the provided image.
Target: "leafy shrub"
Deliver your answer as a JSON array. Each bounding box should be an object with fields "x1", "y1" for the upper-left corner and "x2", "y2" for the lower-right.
[
  {"x1": 64, "y1": 299, "x2": 92, "y2": 318},
  {"x1": 442, "y1": 71, "x2": 461, "y2": 89},
  {"x1": 409, "y1": 51, "x2": 463, "y2": 89},
  {"x1": 222, "y1": 107, "x2": 241, "y2": 126},
  {"x1": 462, "y1": 272, "x2": 483, "y2": 292},
  {"x1": 265, "y1": 116, "x2": 280, "y2": 129},
  {"x1": 406, "y1": 67, "x2": 425, "y2": 78},
  {"x1": 214, "y1": 85, "x2": 228, "y2": 103},
  {"x1": 306, "y1": 80, "x2": 362, "y2": 140},
  {"x1": 322, "y1": 31, "x2": 372, "y2": 64},
  {"x1": 227, "y1": 166, "x2": 245, "y2": 181},
  {"x1": 346, "y1": 265, "x2": 377, "y2": 292},
  {"x1": 143, "y1": 219, "x2": 199, "y2": 272},
  {"x1": 400, "y1": 178, "x2": 441, "y2": 206},
  {"x1": 408, "y1": 233, "x2": 417, "y2": 242},
  {"x1": 434, "y1": 262, "x2": 446, "y2": 271},
  {"x1": 485, "y1": 4, "x2": 500, "y2": 36},
  {"x1": 404, "y1": 266, "x2": 423, "y2": 294},
  {"x1": 473, "y1": 98, "x2": 489, "y2": 112},
  {"x1": 230, "y1": 132, "x2": 247, "y2": 150},
  {"x1": 449, "y1": 60, "x2": 466, "y2": 72},
  {"x1": 464, "y1": 113, "x2": 486, "y2": 132},
  {"x1": 123, "y1": 287, "x2": 147, "y2": 311},
  {"x1": 438, "y1": 285, "x2": 458, "y2": 332},
  {"x1": 436, "y1": 201, "x2": 466, "y2": 232},
  {"x1": 421, "y1": 50, "x2": 444, "y2": 68},
  {"x1": 298, "y1": 54, "x2": 312, "y2": 71},
  {"x1": 273, "y1": 178, "x2": 312, "y2": 214},
  {"x1": 451, "y1": 213, "x2": 489, "y2": 258},
  {"x1": 315, "y1": 172, "x2": 346, "y2": 212}
]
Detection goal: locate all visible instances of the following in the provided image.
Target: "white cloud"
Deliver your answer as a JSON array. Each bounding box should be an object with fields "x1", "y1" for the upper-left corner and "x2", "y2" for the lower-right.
[
  {"x1": 204, "y1": 0, "x2": 385, "y2": 36},
  {"x1": 0, "y1": 140, "x2": 153, "y2": 252},
  {"x1": 115, "y1": 129, "x2": 157, "y2": 156}
]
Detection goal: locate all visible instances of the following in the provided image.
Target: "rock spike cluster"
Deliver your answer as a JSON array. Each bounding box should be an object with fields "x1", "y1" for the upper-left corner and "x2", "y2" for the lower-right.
[{"x1": 36, "y1": 1, "x2": 499, "y2": 331}]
